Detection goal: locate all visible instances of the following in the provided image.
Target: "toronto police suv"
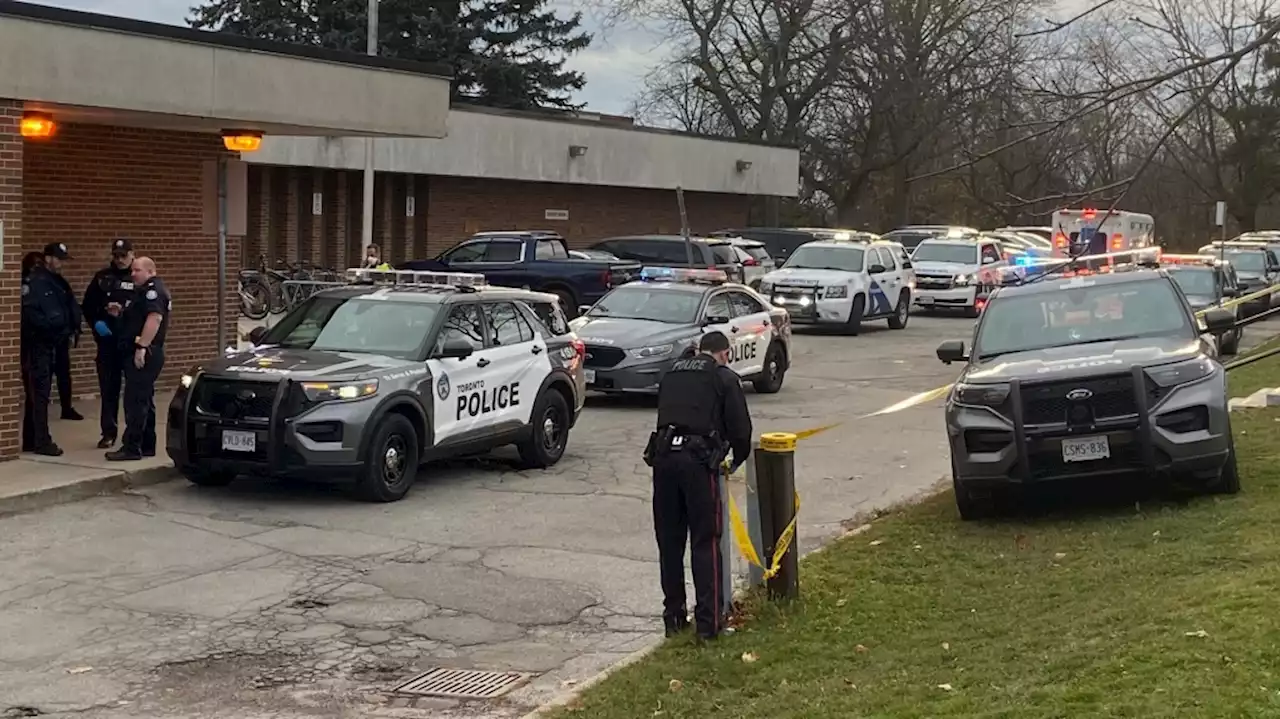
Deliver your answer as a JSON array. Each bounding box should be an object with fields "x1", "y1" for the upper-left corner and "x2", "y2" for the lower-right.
[
  {"x1": 570, "y1": 266, "x2": 792, "y2": 394},
  {"x1": 936, "y1": 259, "x2": 1239, "y2": 520},
  {"x1": 757, "y1": 238, "x2": 914, "y2": 333},
  {"x1": 167, "y1": 269, "x2": 586, "y2": 502}
]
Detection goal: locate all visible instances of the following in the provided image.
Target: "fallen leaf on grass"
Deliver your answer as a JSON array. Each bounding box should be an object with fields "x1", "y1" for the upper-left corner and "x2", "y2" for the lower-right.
[
  {"x1": 741, "y1": 652, "x2": 759, "y2": 664},
  {"x1": 913, "y1": 544, "x2": 923, "y2": 551},
  {"x1": 1053, "y1": 552, "x2": 1067, "y2": 560},
  {"x1": 855, "y1": 644, "x2": 869, "y2": 653},
  {"x1": 869, "y1": 540, "x2": 884, "y2": 547},
  {"x1": 937, "y1": 683, "x2": 953, "y2": 691},
  {"x1": 668, "y1": 679, "x2": 684, "y2": 692},
  {"x1": 942, "y1": 642, "x2": 950, "y2": 652},
  {"x1": 66, "y1": 666, "x2": 93, "y2": 674},
  {"x1": 1153, "y1": 531, "x2": 1161, "y2": 537},
  {"x1": 1186, "y1": 630, "x2": 1210, "y2": 638},
  {"x1": 836, "y1": 599, "x2": 848, "y2": 607}
]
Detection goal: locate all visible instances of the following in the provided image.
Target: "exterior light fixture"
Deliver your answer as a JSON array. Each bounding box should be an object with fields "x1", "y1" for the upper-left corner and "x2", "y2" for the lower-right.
[
  {"x1": 736, "y1": 160, "x2": 753, "y2": 172},
  {"x1": 222, "y1": 129, "x2": 264, "y2": 153},
  {"x1": 568, "y1": 144, "x2": 588, "y2": 158},
  {"x1": 20, "y1": 111, "x2": 55, "y2": 139}
]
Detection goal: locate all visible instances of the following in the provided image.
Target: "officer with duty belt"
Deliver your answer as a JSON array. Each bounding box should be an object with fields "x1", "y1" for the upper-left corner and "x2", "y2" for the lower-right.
[
  {"x1": 106, "y1": 256, "x2": 171, "y2": 462},
  {"x1": 82, "y1": 238, "x2": 136, "y2": 449},
  {"x1": 645, "y1": 330, "x2": 753, "y2": 641},
  {"x1": 22, "y1": 243, "x2": 79, "y2": 457}
]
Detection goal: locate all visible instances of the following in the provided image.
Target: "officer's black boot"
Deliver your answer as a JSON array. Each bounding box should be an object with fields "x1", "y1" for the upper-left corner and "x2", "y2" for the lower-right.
[
  {"x1": 32, "y1": 442, "x2": 63, "y2": 457},
  {"x1": 663, "y1": 614, "x2": 691, "y2": 637},
  {"x1": 105, "y1": 448, "x2": 142, "y2": 461},
  {"x1": 61, "y1": 407, "x2": 84, "y2": 421},
  {"x1": 97, "y1": 436, "x2": 115, "y2": 450}
]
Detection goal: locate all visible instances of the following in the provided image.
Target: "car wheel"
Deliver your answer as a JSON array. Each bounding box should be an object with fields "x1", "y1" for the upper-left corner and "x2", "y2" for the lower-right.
[
  {"x1": 552, "y1": 289, "x2": 578, "y2": 319},
  {"x1": 952, "y1": 456, "x2": 997, "y2": 521},
  {"x1": 518, "y1": 389, "x2": 571, "y2": 468},
  {"x1": 353, "y1": 414, "x2": 419, "y2": 502},
  {"x1": 843, "y1": 294, "x2": 865, "y2": 335},
  {"x1": 1208, "y1": 431, "x2": 1241, "y2": 495},
  {"x1": 184, "y1": 468, "x2": 236, "y2": 487},
  {"x1": 887, "y1": 290, "x2": 910, "y2": 330},
  {"x1": 752, "y1": 342, "x2": 787, "y2": 394}
]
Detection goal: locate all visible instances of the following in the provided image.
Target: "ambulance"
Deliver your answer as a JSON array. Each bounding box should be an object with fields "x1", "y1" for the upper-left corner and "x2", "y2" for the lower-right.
[{"x1": 1050, "y1": 208, "x2": 1155, "y2": 258}]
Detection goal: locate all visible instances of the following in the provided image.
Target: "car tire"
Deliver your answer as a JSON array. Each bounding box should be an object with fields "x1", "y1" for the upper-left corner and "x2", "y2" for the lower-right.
[
  {"x1": 752, "y1": 342, "x2": 787, "y2": 394},
  {"x1": 517, "y1": 389, "x2": 571, "y2": 469},
  {"x1": 1208, "y1": 431, "x2": 1241, "y2": 495},
  {"x1": 184, "y1": 468, "x2": 236, "y2": 488},
  {"x1": 353, "y1": 414, "x2": 419, "y2": 503},
  {"x1": 843, "y1": 294, "x2": 865, "y2": 335},
  {"x1": 952, "y1": 457, "x2": 997, "y2": 521},
  {"x1": 887, "y1": 290, "x2": 910, "y2": 330},
  {"x1": 551, "y1": 288, "x2": 578, "y2": 319}
]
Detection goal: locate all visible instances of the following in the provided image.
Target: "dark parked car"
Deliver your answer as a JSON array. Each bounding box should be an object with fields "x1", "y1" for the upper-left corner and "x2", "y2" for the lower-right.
[
  {"x1": 589, "y1": 235, "x2": 746, "y2": 283},
  {"x1": 713, "y1": 227, "x2": 874, "y2": 264}
]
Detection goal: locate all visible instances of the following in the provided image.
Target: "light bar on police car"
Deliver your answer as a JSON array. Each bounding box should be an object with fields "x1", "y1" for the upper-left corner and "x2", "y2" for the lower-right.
[
  {"x1": 638, "y1": 266, "x2": 728, "y2": 284},
  {"x1": 1161, "y1": 253, "x2": 1217, "y2": 266},
  {"x1": 345, "y1": 268, "x2": 488, "y2": 287}
]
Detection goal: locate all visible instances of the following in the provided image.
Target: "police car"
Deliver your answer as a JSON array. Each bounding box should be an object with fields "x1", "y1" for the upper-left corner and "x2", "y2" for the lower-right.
[
  {"x1": 911, "y1": 235, "x2": 1007, "y2": 317},
  {"x1": 167, "y1": 269, "x2": 585, "y2": 502},
  {"x1": 1161, "y1": 254, "x2": 1244, "y2": 355},
  {"x1": 570, "y1": 267, "x2": 792, "y2": 394},
  {"x1": 756, "y1": 238, "x2": 915, "y2": 333}
]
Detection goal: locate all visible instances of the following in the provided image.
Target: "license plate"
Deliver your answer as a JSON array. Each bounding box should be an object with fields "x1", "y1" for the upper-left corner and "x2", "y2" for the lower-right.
[
  {"x1": 221, "y1": 430, "x2": 257, "y2": 453},
  {"x1": 916, "y1": 296, "x2": 935, "y2": 305},
  {"x1": 584, "y1": 369, "x2": 596, "y2": 384},
  {"x1": 1061, "y1": 435, "x2": 1109, "y2": 463}
]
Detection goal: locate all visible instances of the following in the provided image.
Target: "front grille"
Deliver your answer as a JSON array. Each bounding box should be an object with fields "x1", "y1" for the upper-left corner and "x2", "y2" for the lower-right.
[
  {"x1": 916, "y1": 274, "x2": 954, "y2": 290},
  {"x1": 192, "y1": 377, "x2": 278, "y2": 421},
  {"x1": 583, "y1": 345, "x2": 626, "y2": 369},
  {"x1": 1022, "y1": 374, "x2": 1138, "y2": 425}
]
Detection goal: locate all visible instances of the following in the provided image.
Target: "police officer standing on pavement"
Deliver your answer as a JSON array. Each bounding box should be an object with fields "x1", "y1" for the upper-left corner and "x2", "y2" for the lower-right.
[
  {"x1": 82, "y1": 239, "x2": 136, "y2": 449},
  {"x1": 21, "y1": 243, "x2": 78, "y2": 457},
  {"x1": 645, "y1": 330, "x2": 753, "y2": 641},
  {"x1": 106, "y1": 256, "x2": 171, "y2": 462}
]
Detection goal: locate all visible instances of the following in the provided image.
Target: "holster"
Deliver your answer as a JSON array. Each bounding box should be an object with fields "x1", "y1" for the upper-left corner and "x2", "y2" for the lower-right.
[{"x1": 643, "y1": 425, "x2": 677, "y2": 467}]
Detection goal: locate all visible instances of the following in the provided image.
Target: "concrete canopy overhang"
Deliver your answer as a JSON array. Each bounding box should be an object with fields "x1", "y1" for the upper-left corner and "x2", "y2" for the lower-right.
[{"x1": 0, "y1": 1, "x2": 452, "y2": 138}]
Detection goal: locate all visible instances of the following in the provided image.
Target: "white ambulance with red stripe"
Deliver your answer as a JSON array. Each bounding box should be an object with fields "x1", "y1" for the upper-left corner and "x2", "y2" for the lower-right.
[{"x1": 1050, "y1": 208, "x2": 1155, "y2": 258}]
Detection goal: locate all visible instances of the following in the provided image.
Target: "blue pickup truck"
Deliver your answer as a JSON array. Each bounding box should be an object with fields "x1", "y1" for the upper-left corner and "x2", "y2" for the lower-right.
[{"x1": 402, "y1": 231, "x2": 641, "y2": 317}]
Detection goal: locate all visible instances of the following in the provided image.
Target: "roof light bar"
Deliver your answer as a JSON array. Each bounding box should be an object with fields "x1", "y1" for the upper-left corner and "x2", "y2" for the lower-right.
[
  {"x1": 638, "y1": 266, "x2": 728, "y2": 285},
  {"x1": 1161, "y1": 253, "x2": 1217, "y2": 266},
  {"x1": 345, "y1": 268, "x2": 488, "y2": 288}
]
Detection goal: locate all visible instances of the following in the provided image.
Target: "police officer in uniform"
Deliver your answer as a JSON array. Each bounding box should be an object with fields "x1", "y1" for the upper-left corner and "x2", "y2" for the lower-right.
[
  {"x1": 82, "y1": 239, "x2": 135, "y2": 449},
  {"x1": 22, "y1": 243, "x2": 78, "y2": 456},
  {"x1": 645, "y1": 331, "x2": 752, "y2": 640},
  {"x1": 106, "y1": 256, "x2": 170, "y2": 462}
]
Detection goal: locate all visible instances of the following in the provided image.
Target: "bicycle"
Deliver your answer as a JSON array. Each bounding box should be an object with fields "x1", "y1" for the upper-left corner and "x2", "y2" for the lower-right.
[{"x1": 238, "y1": 269, "x2": 271, "y2": 320}]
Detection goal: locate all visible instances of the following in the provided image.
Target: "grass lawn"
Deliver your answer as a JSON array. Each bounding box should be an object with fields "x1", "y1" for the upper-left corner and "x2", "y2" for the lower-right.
[{"x1": 554, "y1": 356, "x2": 1280, "y2": 719}]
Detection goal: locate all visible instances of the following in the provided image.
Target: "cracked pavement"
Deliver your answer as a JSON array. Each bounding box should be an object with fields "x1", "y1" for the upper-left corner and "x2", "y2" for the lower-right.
[{"x1": 0, "y1": 314, "x2": 967, "y2": 719}]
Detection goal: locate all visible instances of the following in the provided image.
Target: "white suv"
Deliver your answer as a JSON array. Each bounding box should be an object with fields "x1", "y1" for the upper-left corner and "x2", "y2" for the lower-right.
[
  {"x1": 758, "y1": 240, "x2": 915, "y2": 334},
  {"x1": 911, "y1": 236, "x2": 1005, "y2": 317}
]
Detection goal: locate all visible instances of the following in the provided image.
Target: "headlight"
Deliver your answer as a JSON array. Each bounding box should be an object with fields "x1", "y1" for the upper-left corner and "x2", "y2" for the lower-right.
[
  {"x1": 824, "y1": 285, "x2": 848, "y2": 298},
  {"x1": 630, "y1": 343, "x2": 674, "y2": 359},
  {"x1": 180, "y1": 373, "x2": 195, "y2": 389},
  {"x1": 953, "y1": 382, "x2": 1010, "y2": 406},
  {"x1": 953, "y1": 274, "x2": 972, "y2": 286},
  {"x1": 300, "y1": 379, "x2": 379, "y2": 402},
  {"x1": 759, "y1": 281, "x2": 773, "y2": 294},
  {"x1": 1145, "y1": 357, "x2": 1215, "y2": 388}
]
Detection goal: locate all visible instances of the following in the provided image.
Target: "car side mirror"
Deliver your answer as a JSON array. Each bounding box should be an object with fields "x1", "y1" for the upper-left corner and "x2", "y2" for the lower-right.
[
  {"x1": 578, "y1": 305, "x2": 592, "y2": 316},
  {"x1": 704, "y1": 314, "x2": 731, "y2": 326},
  {"x1": 936, "y1": 340, "x2": 968, "y2": 365},
  {"x1": 1224, "y1": 287, "x2": 1240, "y2": 298},
  {"x1": 1202, "y1": 308, "x2": 1235, "y2": 334},
  {"x1": 868, "y1": 264, "x2": 887, "y2": 274},
  {"x1": 437, "y1": 338, "x2": 475, "y2": 360},
  {"x1": 247, "y1": 326, "x2": 268, "y2": 345}
]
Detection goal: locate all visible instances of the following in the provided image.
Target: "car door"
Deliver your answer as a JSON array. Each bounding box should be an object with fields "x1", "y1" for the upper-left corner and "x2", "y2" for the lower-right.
[
  {"x1": 700, "y1": 290, "x2": 744, "y2": 369},
  {"x1": 726, "y1": 290, "x2": 771, "y2": 375},
  {"x1": 865, "y1": 247, "x2": 897, "y2": 316},
  {"x1": 426, "y1": 303, "x2": 492, "y2": 445},
  {"x1": 480, "y1": 301, "x2": 550, "y2": 429}
]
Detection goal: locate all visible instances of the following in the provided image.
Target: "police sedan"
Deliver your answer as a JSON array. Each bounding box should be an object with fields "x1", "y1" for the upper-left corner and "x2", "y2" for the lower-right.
[{"x1": 570, "y1": 267, "x2": 792, "y2": 395}]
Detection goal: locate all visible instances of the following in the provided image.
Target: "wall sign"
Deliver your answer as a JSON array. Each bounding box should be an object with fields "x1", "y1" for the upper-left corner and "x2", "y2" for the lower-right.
[
  {"x1": 312, "y1": 192, "x2": 323, "y2": 215},
  {"x1": 406, "y1": 196, "x2": 416, "y2": 217},
  {"x1": 545, "y1": 209, "x2": 569, "y2": 221}
]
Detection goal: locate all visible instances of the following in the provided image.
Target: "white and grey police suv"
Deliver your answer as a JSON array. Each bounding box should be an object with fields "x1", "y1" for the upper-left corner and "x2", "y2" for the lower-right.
[
  {"x1": 167, "y1": 269, "x2": 586, "y2": 502},
  {"x1": 757, "y1": 239, "x2": 914, "y2": 333},
  {"x1": 570, "y1": 267, "x2": 792, "y2": 394},
  {"x1": 912, "y1": 236, "x2": 1006, "y2": 317}
]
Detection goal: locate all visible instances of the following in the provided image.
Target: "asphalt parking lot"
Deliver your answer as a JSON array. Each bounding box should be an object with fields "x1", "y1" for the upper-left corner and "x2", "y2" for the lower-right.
[{"x1": 3, "y1": 309, "x2": 1277, "y2": 719}]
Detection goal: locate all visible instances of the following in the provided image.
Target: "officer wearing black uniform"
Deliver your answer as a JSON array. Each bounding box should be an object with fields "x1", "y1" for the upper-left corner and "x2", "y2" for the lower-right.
[
  {"x1": 22, "y1": 243, "x2": 78, "y2": 457},
  {"x1": 106, "y1": 256, "x2": 170, "y2": 462},
  {"x1": 645, "y1": 330, "x2": 752, "y2": 640},
  {"x1": 82, "y1": 238, "x2": 136, "y2": 448}
]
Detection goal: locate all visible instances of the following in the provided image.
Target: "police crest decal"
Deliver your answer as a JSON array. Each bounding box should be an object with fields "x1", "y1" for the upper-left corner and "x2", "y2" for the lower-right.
[{"x1": 436, "y1": 372, "x2": 450, "y2": 401}]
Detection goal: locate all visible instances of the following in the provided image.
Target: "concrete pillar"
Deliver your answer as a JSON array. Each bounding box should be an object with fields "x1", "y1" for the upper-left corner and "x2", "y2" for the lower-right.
[{"x1": 0, "y1": 101, "x2": 24, "y2": 461}]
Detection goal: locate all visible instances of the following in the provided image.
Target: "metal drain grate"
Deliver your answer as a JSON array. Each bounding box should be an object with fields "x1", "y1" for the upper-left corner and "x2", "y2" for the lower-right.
[{"x1": 393, "y1": 668, "x2": 531, "y2": 700}]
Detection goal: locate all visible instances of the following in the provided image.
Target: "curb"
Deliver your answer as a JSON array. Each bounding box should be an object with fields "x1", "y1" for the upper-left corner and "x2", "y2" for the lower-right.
[{"x1": 0, "y1": 463, "x2": 178, "y2": 518}]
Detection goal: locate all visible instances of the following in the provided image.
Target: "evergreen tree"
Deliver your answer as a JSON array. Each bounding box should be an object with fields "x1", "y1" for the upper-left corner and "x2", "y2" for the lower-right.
[{"x1": 188, "y1": 0, "x2": 590, "y2": 110}]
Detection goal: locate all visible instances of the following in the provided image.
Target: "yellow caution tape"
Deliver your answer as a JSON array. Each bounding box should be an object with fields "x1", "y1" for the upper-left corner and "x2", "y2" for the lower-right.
[{"x1": 728, "y1": 489, "x2": 799, "y2": 581}]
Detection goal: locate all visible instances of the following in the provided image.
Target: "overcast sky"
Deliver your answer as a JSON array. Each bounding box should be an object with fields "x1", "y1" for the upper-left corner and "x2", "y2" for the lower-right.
[{"x1": 37, "y1": 0, "x2": 668, "y2": 116}]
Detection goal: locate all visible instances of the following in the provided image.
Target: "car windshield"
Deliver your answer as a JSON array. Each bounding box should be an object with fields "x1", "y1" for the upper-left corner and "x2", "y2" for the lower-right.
[
  {"x1": 1168, "y1": 268, "x2": 1217, "y2": 297},
  {"x1": 262, "y1": 296, "x2": 438, "y2": 358},
  {"x1": 588, "y1": 287, "x2": 701, "y2": 323},
  {"x1": 913, "y1": 242, "x2": 977, "y2": 264},
  {"x1": 783, "y1": 246, "x2": 865, "y2": 272},
  {"x1": 974, "y1": 279, "x2": 1194, "y2": 359},
  {"x1": 1225, "y1": 251, "x2": 1266, "y2": 272},
  {"x1": 881, "y1": 230, "x2": 936, "y2": 249}
]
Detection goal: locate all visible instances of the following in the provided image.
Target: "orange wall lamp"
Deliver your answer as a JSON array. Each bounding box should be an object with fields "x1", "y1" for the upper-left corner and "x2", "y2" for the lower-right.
[
  {"x1": 221, "y1": 129, "x2": 263, "y2": 153},
  {"x1": 20, "y1": 111, "x2": 55, "y2": 139}
]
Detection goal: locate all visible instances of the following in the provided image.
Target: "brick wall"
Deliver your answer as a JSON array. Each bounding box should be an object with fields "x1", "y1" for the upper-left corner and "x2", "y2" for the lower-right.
[
  {"x1": 0, "y1": 101, "x2": 25, "y2": 460},
  {"x1": 22, "y1": 123, "x2": 239, "y2": 399}
]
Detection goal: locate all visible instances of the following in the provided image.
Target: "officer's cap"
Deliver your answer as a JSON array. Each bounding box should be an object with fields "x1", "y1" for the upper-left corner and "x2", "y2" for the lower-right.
[
  {"x1": 43, "y1": 242, "x2": 71, "y2": 260},
  {"x1": 111, "y1": 238, "x2": 133, "y2": 255},
  {"x1": 699, "y1": 331, "x2": 731, "y2": 353}
]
